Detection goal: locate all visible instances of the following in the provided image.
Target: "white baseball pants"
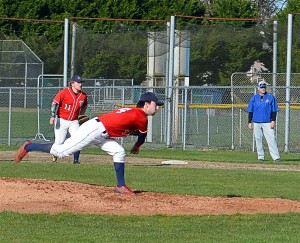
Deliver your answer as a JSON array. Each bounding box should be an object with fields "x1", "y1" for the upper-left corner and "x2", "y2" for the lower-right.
[
  {"x1": 253, "y1": 122, "x2": 280, "y2": 160},
  {"x1": 54, "y1": 117, "x2": 79, "y2": 144},
  {"x1": 50, "y1": 117, "x2": 126, "y2": 163}
]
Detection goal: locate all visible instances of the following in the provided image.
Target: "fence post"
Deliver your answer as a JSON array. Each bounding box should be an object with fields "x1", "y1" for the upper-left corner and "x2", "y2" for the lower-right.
[
  {"x1": 230, "y1": 74, "x2": 235, "y2": 149},
  {"x1": 183, "y1": 87, "x2": 188, "y2": 150},
  {"x1": 166, "y1": 15, "x2": 175, "y2": 147},
  {"x1": 284, "y1": 14, "x2": 293, "y2": 152},
  {"x1": 63, "y1": 18, "x2": 69, "y2": 87},
  {"x1": 272, "y1": 20, "x2": 278, "y2": 95},
  {"x1": 8, "y1": 88, "x2": 12, "y2": 145},
  {"x1": 70, "y1": 23, "x2": 77, "y2": 77}
]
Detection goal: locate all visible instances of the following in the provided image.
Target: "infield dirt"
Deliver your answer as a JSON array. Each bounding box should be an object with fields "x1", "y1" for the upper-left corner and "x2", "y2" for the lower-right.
[{"x1": 1, "y1": 151, "x2": 300, "y2": 215}]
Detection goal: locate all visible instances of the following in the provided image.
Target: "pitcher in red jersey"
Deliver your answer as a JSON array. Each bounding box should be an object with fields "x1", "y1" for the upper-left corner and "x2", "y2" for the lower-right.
[{"x1": 14, "y1": 92, "x2": 163, "y2": 195}]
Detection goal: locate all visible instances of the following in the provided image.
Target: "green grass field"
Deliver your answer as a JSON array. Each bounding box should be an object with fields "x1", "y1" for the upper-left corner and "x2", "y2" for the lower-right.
[{"x1": 0, "y1": 147, "x2": 300, "y2": 242}]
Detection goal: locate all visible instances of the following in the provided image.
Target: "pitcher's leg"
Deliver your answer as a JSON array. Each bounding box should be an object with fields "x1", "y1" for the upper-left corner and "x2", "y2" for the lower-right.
[
  {"x1": 51, "y1": 120, "x2": 101, "y2": 158},
  {"x1": 114, "y1": 162, "x2": 125, "y2": 187},
  {"x1": 101, "y1": 138, "x2": 126, "y2": 163},
  {"x1": 14, "y1": 142, "x2": 53, "y2": 163},
  {"x1": 100, "y1": 139, "x2": 126, "y2": 187}
]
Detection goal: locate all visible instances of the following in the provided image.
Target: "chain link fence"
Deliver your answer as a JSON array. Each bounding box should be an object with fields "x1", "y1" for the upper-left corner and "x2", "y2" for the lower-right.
[
  {"x1": 1, "y1": 15, "x2": 300, "y2": 152},
  {"x1": 0, "y1": 40, "x2": 44, "y2": 88},
  {"x1": 1, "y1": 83, "x2": 300, "y2": 152}
]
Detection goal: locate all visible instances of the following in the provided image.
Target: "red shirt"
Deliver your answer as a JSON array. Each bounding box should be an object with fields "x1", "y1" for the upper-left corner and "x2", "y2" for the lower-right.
[
  {"x1": 53, "y1": 87, "x2": 88, "y2": 121},
  {"x1": 99, "y1": 108, "x2": 148, "y2": 138}
]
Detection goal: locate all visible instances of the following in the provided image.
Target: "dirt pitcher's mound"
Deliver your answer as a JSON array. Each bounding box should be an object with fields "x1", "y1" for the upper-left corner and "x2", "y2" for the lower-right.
[{"x1": 1, "y1": 177, "x2": 300, "y2": 215}]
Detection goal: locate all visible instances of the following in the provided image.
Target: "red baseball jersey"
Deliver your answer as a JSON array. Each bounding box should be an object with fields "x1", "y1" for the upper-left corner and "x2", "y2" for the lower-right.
[
  {"x1": 99, "y1": 108, "x2": 148, "y2": 138},
  {"x1": 53, "y1": 87, "x2": 88, "y2": 121}
]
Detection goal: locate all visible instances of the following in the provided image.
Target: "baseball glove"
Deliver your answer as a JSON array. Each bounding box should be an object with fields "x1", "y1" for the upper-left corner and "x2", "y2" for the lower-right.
[{"x1": 78, "y1": 114, "x2": 89, "y2": 125}]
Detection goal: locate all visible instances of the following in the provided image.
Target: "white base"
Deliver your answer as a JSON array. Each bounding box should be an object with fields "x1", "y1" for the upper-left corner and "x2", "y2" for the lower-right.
[{"x1": 161, "y1": 160, "x2": 188, "y2": 165}]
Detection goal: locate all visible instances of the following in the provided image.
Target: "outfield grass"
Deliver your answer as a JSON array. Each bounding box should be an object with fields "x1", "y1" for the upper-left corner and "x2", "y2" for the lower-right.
[
  {"x1": 0, "y1": 212, "x2": 299, "y2": 242},
  {"x1": 0, "y1": 147, "x2": 299, "y2": 242}
]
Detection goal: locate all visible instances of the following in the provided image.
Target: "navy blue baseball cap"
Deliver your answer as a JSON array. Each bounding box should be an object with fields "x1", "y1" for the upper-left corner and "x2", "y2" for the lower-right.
[
  {"x1": 71, "y1": 75, "x2": 84, "y2": 83},
  {"x1": 139, "y1": 92, "x2": 164, "y2": 106}
]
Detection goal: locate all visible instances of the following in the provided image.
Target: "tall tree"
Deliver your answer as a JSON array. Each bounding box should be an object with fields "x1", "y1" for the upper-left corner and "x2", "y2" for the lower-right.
[
  {"x1": 202, "y1": 0, "x2": 287, "y2": 18},
  {"x1": 252, "y1": 0, "x2": 287, "y2": 17}
]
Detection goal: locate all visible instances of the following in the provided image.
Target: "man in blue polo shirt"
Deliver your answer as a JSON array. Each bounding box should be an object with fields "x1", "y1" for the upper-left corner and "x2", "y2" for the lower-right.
[{"x1": 247, "y1": 79, "x2": 280, "y2": 161}]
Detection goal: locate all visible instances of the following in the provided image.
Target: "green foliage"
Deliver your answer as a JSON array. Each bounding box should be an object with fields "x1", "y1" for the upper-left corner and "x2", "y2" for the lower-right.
[
  {"x1": 277, "y1": 0, "x2": 300, "y2": 22},
  {"x1": 0, "y1": 0, "x2": 298, "y2": 84},
  {"x1": 76, "y1": 29, "x2": 148, "y2": 83},
  {"x1": 189, "y1": 23, "x2": 273, "y2": 85},
  {"x1": 213, "y1": 0, "x2": 258, "y2": 26},
  {"x1": 0, "y1": 0, "x2": 202, "y2": 80},
  {"x1": 83, "y1": 51, "x2": 118, "y2": 78},
  {"x1": 118, "y1": 54, "x2": 147, "y2": 84}
]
